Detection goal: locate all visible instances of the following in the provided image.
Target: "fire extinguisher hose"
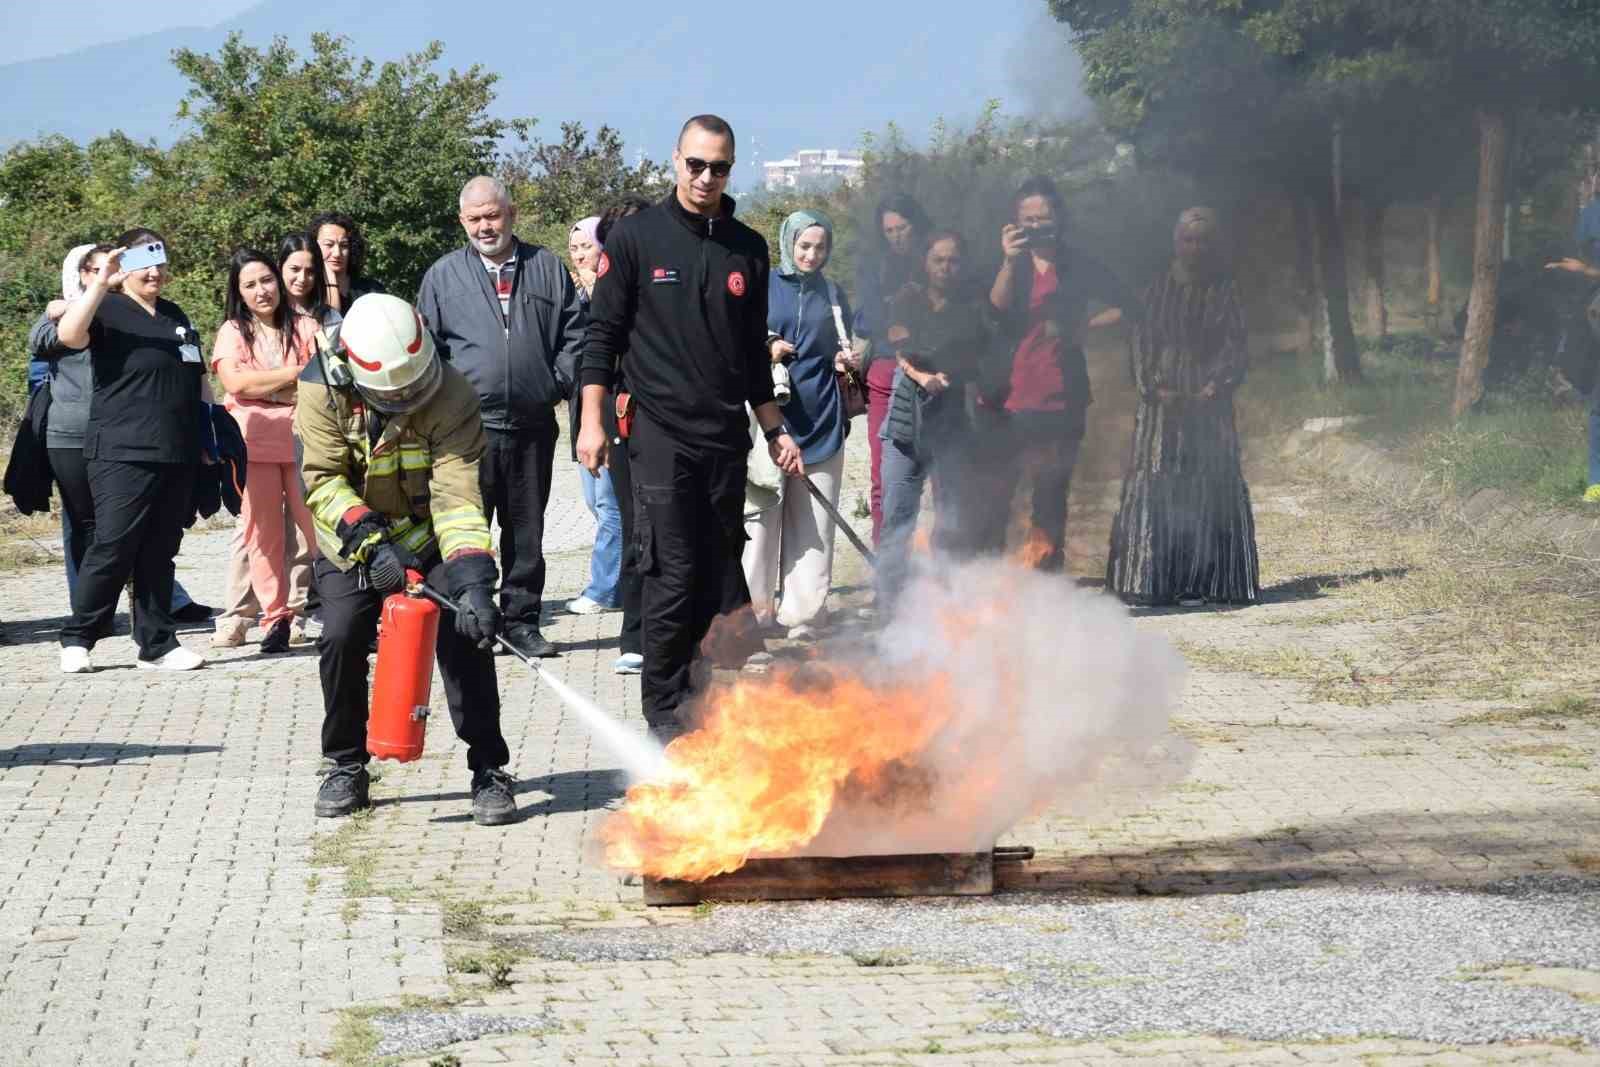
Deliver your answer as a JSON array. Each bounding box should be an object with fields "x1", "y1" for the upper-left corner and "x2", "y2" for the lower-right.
[{"x1": 410, "y1": 580, "x2": 544, "y2": 668}]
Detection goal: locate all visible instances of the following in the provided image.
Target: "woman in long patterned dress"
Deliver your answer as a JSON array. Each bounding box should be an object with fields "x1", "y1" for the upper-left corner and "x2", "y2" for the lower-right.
[{"x1": 1107, "y1": 207, "x2": 1260, "y2": 607}]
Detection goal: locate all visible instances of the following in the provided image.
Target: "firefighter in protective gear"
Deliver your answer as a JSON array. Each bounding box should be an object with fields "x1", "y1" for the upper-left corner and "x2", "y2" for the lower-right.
[{"x1": 295, "y1": 293, "x2": 517, "y2": 826}]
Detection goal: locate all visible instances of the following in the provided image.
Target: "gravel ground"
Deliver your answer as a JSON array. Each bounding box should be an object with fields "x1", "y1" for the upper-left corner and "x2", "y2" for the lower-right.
[
  {"x1": 529, "y1": 876, "x2": 1600, "y2": 1045},
  {"x1": 372, "y1": 1011, "x2": 556, "y2": 1057}
]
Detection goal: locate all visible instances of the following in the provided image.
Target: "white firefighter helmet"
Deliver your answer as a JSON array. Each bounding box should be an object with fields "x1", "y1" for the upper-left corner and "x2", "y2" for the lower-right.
[{"x1": 338, "y1": 293, "x2": 443, "y2": 413}]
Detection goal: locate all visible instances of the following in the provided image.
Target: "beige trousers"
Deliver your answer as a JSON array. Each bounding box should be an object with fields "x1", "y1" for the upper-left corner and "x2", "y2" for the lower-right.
[
  {"x1": 741, "y1": 448, "x2": 845, "y2": 628},
  {"x1": 220, "y1": 506, "x2": 314, "y2": 623}
]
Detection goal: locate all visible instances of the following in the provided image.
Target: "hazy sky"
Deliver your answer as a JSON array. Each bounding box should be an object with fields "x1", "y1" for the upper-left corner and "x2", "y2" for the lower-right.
[{"x1": 0, "y1": 1, "x2": 258, "y2": 65}]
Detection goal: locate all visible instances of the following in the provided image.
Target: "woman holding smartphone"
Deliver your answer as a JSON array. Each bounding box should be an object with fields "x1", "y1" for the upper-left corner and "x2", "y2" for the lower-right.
[{"x1": 56, "y1": 229, "x2": 208, "y2": 673}]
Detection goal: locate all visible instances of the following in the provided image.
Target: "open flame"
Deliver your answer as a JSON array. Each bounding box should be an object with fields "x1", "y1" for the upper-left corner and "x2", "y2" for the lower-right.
[
  {"x1": 1012, "y1": 525, "x2": 1054, "y2": 569},
  {"x1": 599, "y1": 666, "x2": 954, "y2": 882},
  {"x1": 598, "y1": 561, "x2": 1192, "y2": 885}
]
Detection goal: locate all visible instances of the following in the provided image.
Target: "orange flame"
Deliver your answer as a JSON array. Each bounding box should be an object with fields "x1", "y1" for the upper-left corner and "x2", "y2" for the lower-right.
[
  {"x1": 599, "y1": 665, "x2": 954, "y2": 882},
  {"x1": 1012, "y1": 525, "x2": 1053, "y2": 569},
  {"x1": 911, "y1": 527, "x2": 933, "y2": 555}
]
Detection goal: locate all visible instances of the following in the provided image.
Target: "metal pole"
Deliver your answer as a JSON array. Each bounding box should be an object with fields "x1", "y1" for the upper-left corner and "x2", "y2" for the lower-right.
[{"x1": 801, "y1": 475, "x2": 876, "y2": 570}]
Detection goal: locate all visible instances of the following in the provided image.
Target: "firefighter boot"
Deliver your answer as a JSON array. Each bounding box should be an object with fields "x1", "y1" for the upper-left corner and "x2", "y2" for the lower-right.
[
  {"x1": 315, "y1": 763, "x2": 371, "y2": 818},
  {"x1": 471, "y1": 768, "x2": 518, "y2": 826}
]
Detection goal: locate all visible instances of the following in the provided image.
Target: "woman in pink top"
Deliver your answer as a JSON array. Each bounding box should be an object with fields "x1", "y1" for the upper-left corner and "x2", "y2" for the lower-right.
[{"x1": 211, "y1": 249, "x2": 319, "y2": 653}]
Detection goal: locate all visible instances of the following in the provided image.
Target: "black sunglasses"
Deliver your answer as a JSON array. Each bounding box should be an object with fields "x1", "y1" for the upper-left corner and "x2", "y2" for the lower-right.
[{"x1": 684, "y1": 157, "x2": 733, "y2": 179}]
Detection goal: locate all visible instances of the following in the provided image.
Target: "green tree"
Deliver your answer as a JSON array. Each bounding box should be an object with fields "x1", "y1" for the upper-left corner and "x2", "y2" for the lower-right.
[
  {"x1": 1050, "y1": 0, "x2": 1600, "y2": 410},
  {"x1": 500, "y1": 122, "x2": 670, "y2": 256},
  {"x1": 171, "y1": 32, "x2": 528, "y2": 294}
]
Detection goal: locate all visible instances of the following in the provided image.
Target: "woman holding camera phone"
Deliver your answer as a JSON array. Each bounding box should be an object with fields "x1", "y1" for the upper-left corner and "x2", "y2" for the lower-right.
[
  {"x1": 980, "y1": 176, "x2": 1134, "y2": 571},
  {"x1": 742, "y1": 209, "x2": 856, "y2": 639},
  {"x1": 56, "y1": 228, "x2": 209, "y2": 673},
  {"x1": 211, "y1": 249, "x2": 321, "y2": 654}
]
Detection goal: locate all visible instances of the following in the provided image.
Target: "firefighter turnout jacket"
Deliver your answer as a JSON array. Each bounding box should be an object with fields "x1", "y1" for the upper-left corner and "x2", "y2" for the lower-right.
[{"x1": 294, "y1": 354, "x2": 493, "y2": 572}]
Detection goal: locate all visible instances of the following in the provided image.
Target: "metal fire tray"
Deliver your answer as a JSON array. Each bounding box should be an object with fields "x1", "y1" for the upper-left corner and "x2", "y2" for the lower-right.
[{"x1": 642, "y1": 846, "x2": 1034, "y2": 906}]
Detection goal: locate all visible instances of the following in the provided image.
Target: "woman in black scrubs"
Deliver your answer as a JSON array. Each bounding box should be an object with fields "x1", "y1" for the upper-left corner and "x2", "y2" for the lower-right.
[{"x1": 56, "y1": 228, "x2": 209, "y2": 673}]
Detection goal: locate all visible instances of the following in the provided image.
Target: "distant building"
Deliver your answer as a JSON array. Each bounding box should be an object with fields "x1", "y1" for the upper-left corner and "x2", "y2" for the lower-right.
[{"x1": 762, "y1": 148, "x2": 865, "y2": 192}]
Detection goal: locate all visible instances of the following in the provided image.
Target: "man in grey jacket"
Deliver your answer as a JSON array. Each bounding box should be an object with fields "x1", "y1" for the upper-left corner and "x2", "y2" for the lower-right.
[{"x1": 417, "y1": 176, "x2": 586, "y2": 658}]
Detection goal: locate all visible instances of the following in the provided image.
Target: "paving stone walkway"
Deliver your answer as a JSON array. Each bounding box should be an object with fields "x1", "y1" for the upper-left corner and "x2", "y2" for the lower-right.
[{"x1": 1, "y1": 426, "x2": 1597, "y2": 1066}]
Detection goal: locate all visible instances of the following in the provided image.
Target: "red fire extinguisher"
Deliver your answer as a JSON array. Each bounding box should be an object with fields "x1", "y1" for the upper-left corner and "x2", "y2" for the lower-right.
[{"x1": 368, "y1": 570, "x2": 439, "y2": 762}]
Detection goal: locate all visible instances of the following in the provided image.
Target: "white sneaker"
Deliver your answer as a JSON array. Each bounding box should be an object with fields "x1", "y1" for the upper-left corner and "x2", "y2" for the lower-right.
[
  {"x1": 60, "y1": 646, "x2": 92, "y2": 674},
  {"x1": 137, "y1": 646, "x2": 205, "y2": 671},
  {"x1": 567, "y1": 595, "x2": 613, "y2": 616},
  {"x1": 785, "y1": 624, "x2": 817, "y2": 641},
  {"x1": 613, "y1": 652, "x2": 643, "y2": 674}
]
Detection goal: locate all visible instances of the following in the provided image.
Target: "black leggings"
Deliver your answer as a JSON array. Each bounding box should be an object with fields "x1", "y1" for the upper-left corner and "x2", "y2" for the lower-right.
[{"x1": 47, "y1": 447, "x2": 94, "y2": 577}]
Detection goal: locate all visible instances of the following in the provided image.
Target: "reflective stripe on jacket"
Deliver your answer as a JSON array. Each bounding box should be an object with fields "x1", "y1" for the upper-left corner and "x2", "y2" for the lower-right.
[{"x1": 294, "y1": 358, "x2": 492, "y2": 570}]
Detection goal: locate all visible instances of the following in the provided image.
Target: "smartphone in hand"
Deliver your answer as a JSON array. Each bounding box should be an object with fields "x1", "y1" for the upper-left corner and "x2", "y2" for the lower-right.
[{"x1": 121, "y1": 242, "x2": 167, "y2": 272}]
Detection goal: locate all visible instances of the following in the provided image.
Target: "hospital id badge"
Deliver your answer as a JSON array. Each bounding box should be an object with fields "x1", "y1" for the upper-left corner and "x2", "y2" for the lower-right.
[{"x1": 180, "y1": 343, "x2": 203, "y2": 365}]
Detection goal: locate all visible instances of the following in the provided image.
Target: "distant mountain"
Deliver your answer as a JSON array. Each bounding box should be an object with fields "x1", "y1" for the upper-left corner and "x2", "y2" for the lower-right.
[{"x1": 0, "y1": 0, "x2": 1077, "y2": 186}]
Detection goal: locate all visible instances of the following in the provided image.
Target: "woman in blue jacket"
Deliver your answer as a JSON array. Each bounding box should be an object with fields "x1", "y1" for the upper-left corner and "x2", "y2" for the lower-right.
[{"x1": 742, "y1": 209, "x2": 858, "y2": 639}]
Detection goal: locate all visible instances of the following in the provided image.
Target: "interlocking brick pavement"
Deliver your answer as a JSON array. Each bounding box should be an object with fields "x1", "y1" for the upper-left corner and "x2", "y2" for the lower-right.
[{"x1": 1, "y1": 425, "x2": 1597, "y2": 1065}]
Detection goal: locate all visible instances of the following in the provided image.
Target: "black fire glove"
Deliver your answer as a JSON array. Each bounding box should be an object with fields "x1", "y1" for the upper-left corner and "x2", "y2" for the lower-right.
[
  {"x1": 455, "y1": 586, "x2": 501, "y2": 650},
  {"x1": 364, "y1": 542, "x2": 416, "y2": 596},
  {"x1": 335, "y1": 508, "x2": 390, "y2": 562}
]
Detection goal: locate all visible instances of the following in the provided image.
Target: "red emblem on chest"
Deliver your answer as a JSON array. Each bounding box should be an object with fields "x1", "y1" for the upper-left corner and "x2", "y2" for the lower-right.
[
  {"x1": 727, "y1": 270, "x2": 746, "y2": 297},
  {"x1": 596, "y1": 252, "x2": 610, "y2": 278}
]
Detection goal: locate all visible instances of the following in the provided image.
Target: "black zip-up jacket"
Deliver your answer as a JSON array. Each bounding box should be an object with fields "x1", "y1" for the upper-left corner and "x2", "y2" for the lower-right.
[
  {"x1": 417, "y1": 239, "x2": 585, "y2": 434},
  {"x1": 580, "y1": 192, "x2": 774, "y2": 451}
]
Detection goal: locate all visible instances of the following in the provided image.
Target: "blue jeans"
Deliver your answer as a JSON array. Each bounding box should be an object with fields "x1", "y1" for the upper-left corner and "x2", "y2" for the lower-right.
[
  {"x1": 875, "y1": 439, "x2": 929, "y2": 612},
  {"x1": 577, "y1": 464, "x2": 622, "y2": 607}
]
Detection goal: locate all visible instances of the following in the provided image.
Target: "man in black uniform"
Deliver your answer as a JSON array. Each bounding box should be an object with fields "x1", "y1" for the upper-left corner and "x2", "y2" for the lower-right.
[{"x1": 576, "y1": 114, "x2": 803, "y2": 743}]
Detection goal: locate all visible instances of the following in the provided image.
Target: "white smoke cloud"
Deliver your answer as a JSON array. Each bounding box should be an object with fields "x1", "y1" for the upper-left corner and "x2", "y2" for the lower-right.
[{"x1": 802, "y1": 559, "x2": 1192, "y2": 858}]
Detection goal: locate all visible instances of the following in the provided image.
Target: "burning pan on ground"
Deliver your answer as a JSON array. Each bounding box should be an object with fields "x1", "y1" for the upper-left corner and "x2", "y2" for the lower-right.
[{"x1": 642, "y1": 846, "x2": 1035, "y2": 906}]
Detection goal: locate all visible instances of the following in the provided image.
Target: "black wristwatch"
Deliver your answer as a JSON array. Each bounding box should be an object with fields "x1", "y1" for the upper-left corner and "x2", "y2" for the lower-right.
[{"x1": 763, "y1": 424, "x2": 787, "y2": 443}]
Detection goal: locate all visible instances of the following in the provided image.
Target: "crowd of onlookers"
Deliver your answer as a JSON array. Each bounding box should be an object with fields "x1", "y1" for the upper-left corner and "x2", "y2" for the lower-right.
[{"x1": 11, "y1": 145, "x2": 1269, "y2": 687}]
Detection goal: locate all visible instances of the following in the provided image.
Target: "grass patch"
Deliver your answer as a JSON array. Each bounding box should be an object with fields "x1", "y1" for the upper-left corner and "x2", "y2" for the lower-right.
[
  {"x1": 310, "y1": 809, "x2": 378, "y2": 898},
  {"x1": 440, "y1": 898, "x2": 488, "y2": 937},
  {"x1": 1231, "y1": 469, "x2": 1600, "y2": 705},
  {"x1": 447, "y1": 945, "x2": 522, "y2": 988},
  {"x1": 850, "y1": 947, "x2": 914, "y2": 967},
  {"x1": 1456, "y1": 694, "x2": 1600, "y2": 728},
  {"x1": 1237, "y1": 341, "x2": 1593, "y2": 511},
  {"x1": 0, "y1": 508, "x2": 63, "y2": 571},
  {"x1": 327, "y1": 1007, "x2": 390, "y2": 1067}
]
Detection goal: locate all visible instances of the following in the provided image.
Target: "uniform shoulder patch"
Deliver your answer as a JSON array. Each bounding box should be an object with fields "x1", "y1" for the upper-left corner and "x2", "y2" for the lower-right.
[
  {"x1": 596, "y1": 252, "x2": 610, "y2": 279},
  {"x1": 727, "y1": 270, "x2": 746, "y2": 297}
]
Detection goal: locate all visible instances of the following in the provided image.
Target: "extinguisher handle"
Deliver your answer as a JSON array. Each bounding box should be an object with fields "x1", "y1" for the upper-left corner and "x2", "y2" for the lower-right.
[
  {"x1": 413, "y1": 578, "x2": 541, "y2": 668},
  {"x1": 403, "y1": 568, "x2": 428, "y2": 594}
]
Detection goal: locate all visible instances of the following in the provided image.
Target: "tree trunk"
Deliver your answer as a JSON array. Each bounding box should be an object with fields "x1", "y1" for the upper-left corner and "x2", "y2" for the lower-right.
[
  {"x1": 1312, "y1": 179, "x2": 1361, "y2": 383},
  {"x1": 1454, "y1": 110, "x2": 1509, "y2": 419},
  {"x1": 1362, "y1": 198, "x2": 1388, "y2": 341},
  {"x1": 1425, "y1": 192, "x2": 1443, "y2": 332},
  {"x1": 1292, "y1": 190, "x2": 1319, "y2": 358}
]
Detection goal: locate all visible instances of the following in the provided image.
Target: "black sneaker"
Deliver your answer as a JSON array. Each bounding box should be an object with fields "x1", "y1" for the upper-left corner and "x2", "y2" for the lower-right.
[
  {"x1": 315, "y1": 763, "x2": 370, "y2": 818},
  {"x1": 259, "y1": 618, "x2": 292, "y2": 654},
  {"x1": 500, "y1": 624, "x2": 556, "y2": 658},
  {"x1": 173, "y1": 602, "x2": 216, "y2": 624},
  {"x1": 470, "y1": 768, "x2": 518, "y2": 826}
]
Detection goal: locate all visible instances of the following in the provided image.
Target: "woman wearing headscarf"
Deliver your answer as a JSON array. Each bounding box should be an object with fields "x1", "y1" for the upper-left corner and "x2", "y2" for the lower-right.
[
  {"x1": 565, "y1": 215, "x2": 622, "y2": 615},
  {"x1": 743, "y1": 209, "x2": 856, "y2": 638},
  {"x1": 31, "y1": 244, "x2": 210, "y2": 623},
  {"x1": 1107, "y1": 207, "x2": 1260, "y2": 607}
]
